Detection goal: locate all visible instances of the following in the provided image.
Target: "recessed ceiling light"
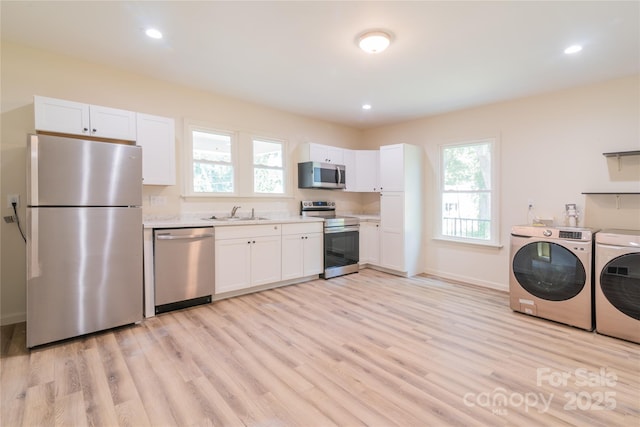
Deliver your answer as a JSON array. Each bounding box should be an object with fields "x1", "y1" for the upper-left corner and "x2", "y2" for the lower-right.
[
  {"x1": 564, "y1": 44, "x2": 582, "y2": 54},
  {"x1": 362, "y1": 104, "x2": 372, "y2": 110},
  {"x1": 145, "y1": 28, "x2": 163, "y2": 39},
  {"x1": 358, "y1": 31, "x2": 391, "y2": 54}
]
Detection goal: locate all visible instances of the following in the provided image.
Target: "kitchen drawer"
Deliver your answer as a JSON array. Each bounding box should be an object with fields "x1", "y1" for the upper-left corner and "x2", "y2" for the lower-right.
[
  {"x1": 215, "y1": 224, "x2": 281, "y2": 240},
  {"x1": 281, "y1": 222, "x2": 323, "y2": 235}
]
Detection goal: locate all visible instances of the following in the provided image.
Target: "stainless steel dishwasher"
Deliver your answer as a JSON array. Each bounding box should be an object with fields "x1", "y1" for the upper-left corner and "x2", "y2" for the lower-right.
[{"x1": 154, "y1": 227, "x2": 214, "y2": 314}]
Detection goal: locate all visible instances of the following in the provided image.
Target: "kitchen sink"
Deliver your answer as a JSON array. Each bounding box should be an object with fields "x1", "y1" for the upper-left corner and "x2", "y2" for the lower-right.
[{"x1": 202, "y1": 216, "x2": 270, "y2": 221}]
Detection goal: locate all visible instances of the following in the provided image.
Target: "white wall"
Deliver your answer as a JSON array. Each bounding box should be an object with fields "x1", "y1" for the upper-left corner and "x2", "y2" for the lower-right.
[
  {"x1": 0, "y1": 42, "x2": 365, "y2": 325},
  {"x1": 2, "y1": 41, "x2": 638, "y2": 324},
  {"x1": 363, "y1": 75, "x2": 640, "y2": 290}
]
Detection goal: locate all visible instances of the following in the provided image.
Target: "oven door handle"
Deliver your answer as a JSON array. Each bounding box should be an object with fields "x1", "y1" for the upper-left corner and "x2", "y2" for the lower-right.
[{"x1": 324, "y1": 225, "x2": 360, "y2": 234}]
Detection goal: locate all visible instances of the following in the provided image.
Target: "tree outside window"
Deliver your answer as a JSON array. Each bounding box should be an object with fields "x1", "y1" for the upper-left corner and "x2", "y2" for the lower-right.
[
  {"x1": 440, "y1": 139, "x2": 497, "y2": 243},
  {"x1": 253, "y1": 139, "x2": 284, "y2": 194},
  {"x1": 192, "y1": 130, "x2": 235, "y2": 193}
]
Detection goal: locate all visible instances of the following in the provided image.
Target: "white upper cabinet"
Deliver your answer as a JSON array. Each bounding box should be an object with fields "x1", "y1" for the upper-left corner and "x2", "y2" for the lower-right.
[
  {"x1": 305, "y1": 143, "x2": 345, "y2": 164},
  {"x1": 355, "y1": 150, "x2": 380, "y2": 192},
  {"x1": 136, "y1": 113, "x2": 176, "y2": 186},
  {"x1": 342, "y1": 149, "x2": 357, "y2": 191},
  {"x1": 379, "y1": 144, "x2": 406, "y2": 192},
  {"x1": 35, "y1": 95, "x2": 136, "y2": 141},
  {"x1": 319, "y1": 146, "x2": 378, "y2": 193}
]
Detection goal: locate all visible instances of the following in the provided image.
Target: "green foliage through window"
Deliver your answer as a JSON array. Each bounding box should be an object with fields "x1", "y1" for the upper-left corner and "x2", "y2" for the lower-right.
[
  {"x1": 253, "y1": 139, "x2": 284, "y2": 194},
  {"x1": 192, "y1": 129, "x2": 234, "y2": 193},
  {"x1": 441, "y1": 140, "x2": 495, "y2": 241}
]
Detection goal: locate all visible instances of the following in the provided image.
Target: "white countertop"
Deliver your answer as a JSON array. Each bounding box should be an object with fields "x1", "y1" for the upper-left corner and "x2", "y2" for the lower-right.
[
  {"x1": 350, "y1": 214, "x2": 381, "y2": 221},
  {"x1": 144, "y1": 215, "x2": 325, "y2": 229}
]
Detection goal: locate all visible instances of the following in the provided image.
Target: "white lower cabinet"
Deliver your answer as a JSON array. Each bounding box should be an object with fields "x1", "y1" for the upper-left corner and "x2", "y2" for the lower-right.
[
  {"x1": 380, "y1": 228, "x2": 405, "y2": 271},
  {"x1": 359, "y1": 221, "x2": 380, "y2": 266},
  {"x1": 215, "y1": 224, "x2": 282, "y2": 294},
  {"x1": 281, "y1": 222, "x2": 323, "y2": 280}
]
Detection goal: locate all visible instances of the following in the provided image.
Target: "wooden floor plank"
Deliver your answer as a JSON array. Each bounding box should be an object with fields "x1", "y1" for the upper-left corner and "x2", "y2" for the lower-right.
[{"x1": 1, "y1": 269, "x2": 638, "y2": 426}]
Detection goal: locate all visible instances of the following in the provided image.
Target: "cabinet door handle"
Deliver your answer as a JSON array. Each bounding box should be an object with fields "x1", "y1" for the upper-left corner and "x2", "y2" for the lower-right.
[
  {"x1": 83, "y1": 127, "x2": 89, "y2": 132},
  {"x1": 92, "y1": 128, "x2": 97, "y2": 133}
]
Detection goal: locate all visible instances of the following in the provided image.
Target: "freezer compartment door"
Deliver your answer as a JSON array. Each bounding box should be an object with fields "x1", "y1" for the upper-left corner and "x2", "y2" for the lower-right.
[
  {"x1": 27, "y1": 207, "x2": 142, "y2": 347},
  {"x1": 27, "y1": 134, "x2": 142, "y2": 207}
]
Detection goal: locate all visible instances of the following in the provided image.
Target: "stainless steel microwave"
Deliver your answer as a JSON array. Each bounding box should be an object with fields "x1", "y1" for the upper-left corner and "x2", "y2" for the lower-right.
[{"x1": 298, "y1": 161, "x2": 346, "y2": 189}]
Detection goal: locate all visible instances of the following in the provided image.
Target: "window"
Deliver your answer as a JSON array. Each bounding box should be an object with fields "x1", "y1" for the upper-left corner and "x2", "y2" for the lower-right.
[
  {"x1": 439, "y1": 138, "x2": 499, "y2": 245},
  {"x1": 184, "y1": 120, "x2": 290, "y2": 198},
  {"x1": 253, "y1": 138, "x2": 285, "y2": 194},
  {"x1": 190, "y1": 128, "x2": 236, "y2": 194}
]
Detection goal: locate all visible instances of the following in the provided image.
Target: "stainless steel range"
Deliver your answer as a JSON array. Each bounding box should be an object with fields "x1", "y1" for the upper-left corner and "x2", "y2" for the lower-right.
[{"x1": 301, "y1": 201, "x2": 359, "y2": 279}]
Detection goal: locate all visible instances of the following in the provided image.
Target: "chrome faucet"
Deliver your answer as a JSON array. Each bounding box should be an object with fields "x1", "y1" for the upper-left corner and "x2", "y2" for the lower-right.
[{"x1": 230, "y1": 205, "x2": 241, "y2": 218}]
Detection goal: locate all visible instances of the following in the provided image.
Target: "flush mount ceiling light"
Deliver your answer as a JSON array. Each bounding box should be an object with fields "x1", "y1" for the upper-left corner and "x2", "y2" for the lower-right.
[
  {"x1": 362, "y1": 104, "x2": 372, "y2": 110},
  {"x1": 358, "y1": 31, "x2": 391, "y2": 54},
  {"x1": 564, "y1": 44, "x2": 582, "y2": 54},
  {"x1": 145, "y1": 28, "x2": 163, "y2": 39}
]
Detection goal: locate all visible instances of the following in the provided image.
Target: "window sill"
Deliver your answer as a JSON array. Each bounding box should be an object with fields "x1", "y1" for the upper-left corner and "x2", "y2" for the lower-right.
[{"x1": 433, "y1": 236, "x2": 503, "y2": 249}]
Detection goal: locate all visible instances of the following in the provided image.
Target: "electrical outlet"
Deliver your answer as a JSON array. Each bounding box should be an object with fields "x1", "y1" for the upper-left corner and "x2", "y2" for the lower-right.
[
  {"x1": 149, "y1": 195, "x2": 167, "y2": 206},
  {"x1": 7, "y1": 194, "x2": 19, "y2": 209},
  {"x1": 527, "y1": 198, "x2": 534, "y2": 208}
]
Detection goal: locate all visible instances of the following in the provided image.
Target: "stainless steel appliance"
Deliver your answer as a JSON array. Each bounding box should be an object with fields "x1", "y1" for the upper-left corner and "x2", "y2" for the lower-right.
[
  {"x1": 154, "y1": 227, "x2": 215, "y2": 314},
  {"x1": 26, "y1": 134, "x2": 143, "y2": 347},
  {"x1": 509, "y1": 225, "x2": 596, "y2": 331},
  {"x1": 301, "y1": 201, "x2": 359, "y2": 278},
  {"x1": 298, "y1": 161, "x2": 346, "y2": 189},
  {"x1": 595, "y1": 229, "x2": 640, "y2": 343}
]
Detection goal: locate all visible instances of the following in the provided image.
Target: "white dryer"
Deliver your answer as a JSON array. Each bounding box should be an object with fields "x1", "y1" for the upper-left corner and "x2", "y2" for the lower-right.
[
  {"x1": 510, "y1": 225, "x2": 596, "y2": 330},
  {"x1": 595, "y1": 229, "x2": 640, "y2": 344}
]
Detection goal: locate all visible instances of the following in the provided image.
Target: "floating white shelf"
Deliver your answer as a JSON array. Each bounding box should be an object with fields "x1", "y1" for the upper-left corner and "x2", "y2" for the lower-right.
[{"x1": 602, "y1": 150, "x2": 640, "y2": 171}]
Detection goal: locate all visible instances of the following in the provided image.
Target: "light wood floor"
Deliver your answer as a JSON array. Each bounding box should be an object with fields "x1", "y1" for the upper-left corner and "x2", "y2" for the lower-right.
[{"x1": 2, "y1": 269, "x2": 639, "y2": 426}]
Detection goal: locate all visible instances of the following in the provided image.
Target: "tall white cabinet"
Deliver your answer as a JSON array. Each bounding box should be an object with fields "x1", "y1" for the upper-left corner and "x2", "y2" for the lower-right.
[{"x1": 379, "y1": 144, "x2": 423, "y2": 276}]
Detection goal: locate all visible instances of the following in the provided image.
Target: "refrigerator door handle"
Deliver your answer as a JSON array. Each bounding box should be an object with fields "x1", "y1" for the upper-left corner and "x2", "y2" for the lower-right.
[{"x1": 29, "y1": 134, "x2": 39, "y2": 204}]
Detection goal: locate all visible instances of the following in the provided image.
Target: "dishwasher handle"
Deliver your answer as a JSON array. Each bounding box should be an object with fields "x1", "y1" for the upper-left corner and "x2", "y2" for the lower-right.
[{"x1": 156, "y1": 233, "x2": 214, "y2": 241}]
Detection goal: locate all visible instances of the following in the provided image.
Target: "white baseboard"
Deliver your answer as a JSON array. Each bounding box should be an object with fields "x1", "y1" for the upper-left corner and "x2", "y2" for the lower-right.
[
  {"x1": 422, "y1": 268, "x2": 508, "y2": 292},
  {"x1": 1, "y1": 311, "x2": 26, "y2": 326}
]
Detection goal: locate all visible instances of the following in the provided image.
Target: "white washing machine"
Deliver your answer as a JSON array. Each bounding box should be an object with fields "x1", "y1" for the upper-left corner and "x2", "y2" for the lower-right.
[
  {"x1": 595, "y1": 229, "x2": 640, "y2": 344},
  {"x1": 509, "y1": 225, "x2": 596, "y2": 330}
]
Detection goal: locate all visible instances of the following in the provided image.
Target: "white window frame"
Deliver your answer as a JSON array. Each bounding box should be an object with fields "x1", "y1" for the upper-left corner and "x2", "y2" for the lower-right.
[
  {"x1": 184, "y1": 122, "x2": 239, "y2": 197},
  {"x1": 251, "y1": 137, "x2": 287, "y2": 196},
  {"x1": 437, "y1": 137, "x2": 500, "y2": 247}
]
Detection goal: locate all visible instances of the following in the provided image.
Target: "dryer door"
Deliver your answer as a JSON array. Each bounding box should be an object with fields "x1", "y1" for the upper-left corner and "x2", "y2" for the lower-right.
[
  {"x1": 600, "y1": 253, "x2": 640, "y2": 320},
  {"x1": 512, "y1": 242, "x2": 586, "y2": 301}
]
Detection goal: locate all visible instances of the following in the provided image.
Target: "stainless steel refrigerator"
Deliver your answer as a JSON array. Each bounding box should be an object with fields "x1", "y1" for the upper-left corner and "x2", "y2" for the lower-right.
[{"x1": 26, "y1": 134, "x2": 143, "y2": 347}]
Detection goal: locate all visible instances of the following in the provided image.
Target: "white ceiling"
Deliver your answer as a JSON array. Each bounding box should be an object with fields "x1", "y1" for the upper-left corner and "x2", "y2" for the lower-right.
[{"x1": 2, "y1": 1, "x2": 639, "y2": 129}]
